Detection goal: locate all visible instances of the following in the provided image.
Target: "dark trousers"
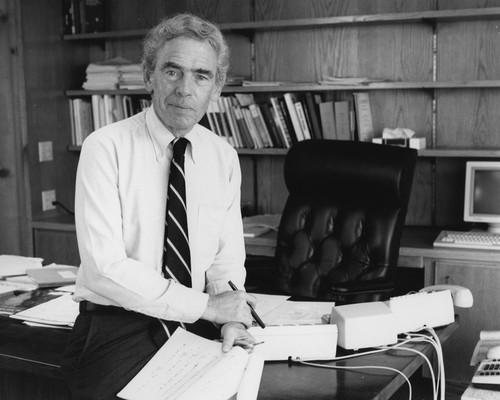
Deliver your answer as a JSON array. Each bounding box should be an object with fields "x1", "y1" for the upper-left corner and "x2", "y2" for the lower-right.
[{"x1": 60, "y1": 303, "x2": 219, "y2": 400}]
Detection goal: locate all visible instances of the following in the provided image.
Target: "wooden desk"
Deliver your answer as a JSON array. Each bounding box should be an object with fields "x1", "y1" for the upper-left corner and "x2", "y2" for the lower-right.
[
  {"x1": 246, "y1": 226, "x2": 493, "y2": 384},
  {"x1": 0, "y1": 314, "x2": 456, "y2": 400},
  {"x1": 258, "y1": 322, "x2": 456, "y2": 400},
  {"x1": 0, "y1": 317, "x2": 71, "y2": 399}
]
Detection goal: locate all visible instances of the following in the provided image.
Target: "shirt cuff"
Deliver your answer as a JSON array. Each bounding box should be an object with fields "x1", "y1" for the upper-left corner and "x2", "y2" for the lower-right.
[{"x1": 164, "y1": 283, "x2": 209, "y2": 323}]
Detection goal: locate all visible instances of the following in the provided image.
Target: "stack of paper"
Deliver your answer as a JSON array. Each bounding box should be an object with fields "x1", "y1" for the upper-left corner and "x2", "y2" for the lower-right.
[
  {"x1": 0, "y1": 289, "x2": 62, "y2": 315},
  {"x1": 10, "y1": 293, "x2": 79, "y2": 329},
  {"x1": 119, "y1": 64, "x2": 145, "y2": 90},
  {"x1": 0, "y1": 254, "x2": 43, "y2": 279},
  {"x1": 118, "y1": 328, "x2": 264, "y2": 400},
  {"x1": 82, "y1": 57, "x2": 132, "y2": 90}
]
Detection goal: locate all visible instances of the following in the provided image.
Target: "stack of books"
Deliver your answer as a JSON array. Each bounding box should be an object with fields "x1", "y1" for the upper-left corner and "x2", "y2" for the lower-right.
[
  {"x1": 118, "y1": 64, "x2": 145, "y2": 90},
  {"x1": 204, "y1": 92, "x2": 358, "y2": 149}
]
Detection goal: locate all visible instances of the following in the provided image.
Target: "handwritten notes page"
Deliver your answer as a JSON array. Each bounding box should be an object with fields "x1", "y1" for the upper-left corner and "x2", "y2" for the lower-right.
[{"x1": 118, "y1": 328, "x2": 263, "y2": 400}]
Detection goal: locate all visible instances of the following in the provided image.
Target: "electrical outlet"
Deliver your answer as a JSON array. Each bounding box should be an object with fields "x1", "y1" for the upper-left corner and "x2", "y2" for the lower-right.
[
  {"x1": 38, "y1": 141, "x2": 53, "y2": 162},
  {"x1": 41, "y1": 190, "x2": 56, "y2": 211}
]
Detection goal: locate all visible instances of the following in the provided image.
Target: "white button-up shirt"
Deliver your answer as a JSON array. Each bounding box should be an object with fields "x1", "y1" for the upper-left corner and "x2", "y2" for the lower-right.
[{"x1": 73, "y1": 107, "x2": 246, "y2": 323}]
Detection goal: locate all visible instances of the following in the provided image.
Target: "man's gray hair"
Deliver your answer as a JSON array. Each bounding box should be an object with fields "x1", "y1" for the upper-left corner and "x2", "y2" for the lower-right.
[{"x1": 142, "y1": 13, "x2": 230, "y2": 88}]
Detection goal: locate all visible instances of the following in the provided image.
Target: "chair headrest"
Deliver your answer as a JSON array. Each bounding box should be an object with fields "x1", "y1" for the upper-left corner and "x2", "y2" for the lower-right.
[{"x1": 284, "y1": 140, "x2": 417, "y2": 206}]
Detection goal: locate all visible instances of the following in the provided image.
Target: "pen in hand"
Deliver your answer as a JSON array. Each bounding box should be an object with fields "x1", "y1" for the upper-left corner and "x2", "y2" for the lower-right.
[{"x1": 228, "y1": 280, "x2": 266, "y2": 329}]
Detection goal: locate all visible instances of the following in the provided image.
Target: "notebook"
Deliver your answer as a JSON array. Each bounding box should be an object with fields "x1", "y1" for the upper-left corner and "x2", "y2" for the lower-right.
[{"x1": 26, "y1": 265, "x2": 78, "y2": 288}]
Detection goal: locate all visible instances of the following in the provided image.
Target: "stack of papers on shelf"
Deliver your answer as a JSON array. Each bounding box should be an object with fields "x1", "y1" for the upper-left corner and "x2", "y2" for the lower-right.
[
  {"x1": 243, "y1": 214, "x2": 281, "y2": 237},
  {"x1": 82, "y1": 57, "x2": 132, "y2": 90},
  {"x1": 10, "y1": 293, "x2": 78, "y2": 329},
  {"x1": 318, "y1": 75, "x2": 389, "y2": 86},
  {"x1": 118, "y1": 64, "x2": 145, "y2": 90}
]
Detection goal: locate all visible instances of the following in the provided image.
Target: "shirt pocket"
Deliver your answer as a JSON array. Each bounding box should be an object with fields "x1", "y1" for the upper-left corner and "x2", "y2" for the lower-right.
[{"x1": 194, "y1": 204, "x2": 226, "y2": 260}]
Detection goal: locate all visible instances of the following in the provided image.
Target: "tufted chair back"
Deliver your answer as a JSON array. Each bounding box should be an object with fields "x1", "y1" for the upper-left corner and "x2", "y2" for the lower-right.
[{"x1": 272, "y1": 139, "x2": 417, "y2": 304}]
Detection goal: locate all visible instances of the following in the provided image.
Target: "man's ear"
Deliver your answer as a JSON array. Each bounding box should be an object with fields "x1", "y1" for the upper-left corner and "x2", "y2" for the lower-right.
[
  {"x1": 145, "y1": 76, "x2": 154, "y2": 93},
  {"x1": 210, "y1": 84, "x2": 222, "y2": 102}
]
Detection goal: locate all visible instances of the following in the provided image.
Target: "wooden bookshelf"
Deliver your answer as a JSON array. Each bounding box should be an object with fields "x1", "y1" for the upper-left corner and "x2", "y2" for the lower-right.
[{"x1": 62, "y1": 7, "x2": 500, "y2": 40}]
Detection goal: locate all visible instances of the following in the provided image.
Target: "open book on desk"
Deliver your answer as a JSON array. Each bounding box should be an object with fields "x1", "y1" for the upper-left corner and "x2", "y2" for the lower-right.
[{"x1": 118, "y1": 328, "x2": 264, "y2": 400}]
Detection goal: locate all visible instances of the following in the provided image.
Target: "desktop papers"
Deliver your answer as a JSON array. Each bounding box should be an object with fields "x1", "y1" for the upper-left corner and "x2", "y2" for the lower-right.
[
  {"x1": 118, "y1": 328, "x2": 264, "y2": 400},
  {"x1": 0, "y1": 254, "x2": 43, "y2": 278},
  {"x1": 10, "y1": 293, "x2": 79, "y2": 328},
  {"x1": 252, "y1": 293, "x2": 335, "y2": 326}
]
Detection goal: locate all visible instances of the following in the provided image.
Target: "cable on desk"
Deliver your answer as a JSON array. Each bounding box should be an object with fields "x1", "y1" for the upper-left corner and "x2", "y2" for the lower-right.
[
  {"x1": 289, "y1": 326, "x2": 445, "y2": 400},
  {"x1": 290, "y1": 358, "x2": 413, "y2": 400}
]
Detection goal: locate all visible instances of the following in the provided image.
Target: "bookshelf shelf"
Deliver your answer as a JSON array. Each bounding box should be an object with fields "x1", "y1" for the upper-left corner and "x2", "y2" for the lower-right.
[
  {"x1": 62, "y1": 7, "x2": 500, "y2": 41},
  {"x1": 67, "y1": 80, "x2": 500, "y2": 98}
]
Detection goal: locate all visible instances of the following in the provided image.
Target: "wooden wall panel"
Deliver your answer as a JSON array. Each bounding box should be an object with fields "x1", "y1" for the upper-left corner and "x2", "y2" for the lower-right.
[
  {"x1": 255, "y1": 157, "x2": 287, "y2": 215},
  {"x1": 21, "y1": 0, "x2": 88, "y2": 218},
  {"x1": 240, "y1": 156, "x2": 256, "y2": 215},
  {"x1": 437, "y1": 89, "x2": 500, "y2": 147},
  {"x1": 406, "y1": 160, "x2": 433, "y2": 226},
  {"x1": 434, "y1": 159, "x2": 468, "y2": 228}
]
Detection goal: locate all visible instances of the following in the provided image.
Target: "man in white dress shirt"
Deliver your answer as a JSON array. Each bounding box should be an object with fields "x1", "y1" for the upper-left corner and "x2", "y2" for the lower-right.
[{"x1": 61, "y1": 13, "x2": 256, "y2": 400}]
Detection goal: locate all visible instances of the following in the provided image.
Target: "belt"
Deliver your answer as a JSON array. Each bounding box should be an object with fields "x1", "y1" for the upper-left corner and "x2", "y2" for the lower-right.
[{"x1": 79, "y1": 300, "x2": 135, "y2": 315}]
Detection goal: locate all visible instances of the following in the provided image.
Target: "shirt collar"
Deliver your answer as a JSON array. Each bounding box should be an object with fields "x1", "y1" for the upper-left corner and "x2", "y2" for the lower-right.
[{"x1": 145, "y1": 107, "x2": 200, "y2": 163}]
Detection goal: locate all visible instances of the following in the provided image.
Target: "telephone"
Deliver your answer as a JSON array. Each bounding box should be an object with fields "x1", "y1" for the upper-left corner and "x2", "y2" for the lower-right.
[{"x1": 419, "y1": 285, "x2": 473, "y2": 308}]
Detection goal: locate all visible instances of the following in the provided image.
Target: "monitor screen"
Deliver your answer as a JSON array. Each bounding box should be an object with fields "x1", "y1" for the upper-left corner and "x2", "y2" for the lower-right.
[{"x1": 464, "y1": 161, "x2": 500, "y2": 233}]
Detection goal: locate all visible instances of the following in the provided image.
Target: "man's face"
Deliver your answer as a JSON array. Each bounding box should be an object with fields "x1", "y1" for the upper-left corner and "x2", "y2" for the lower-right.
[{"x1": 146, "y1": 36, "x2": 222, "y2": 136}]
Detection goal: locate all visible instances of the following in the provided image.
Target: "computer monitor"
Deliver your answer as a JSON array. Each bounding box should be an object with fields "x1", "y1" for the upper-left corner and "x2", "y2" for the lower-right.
[{"x1": 464, "y1": 161, "x2": 500, "y2": 233}]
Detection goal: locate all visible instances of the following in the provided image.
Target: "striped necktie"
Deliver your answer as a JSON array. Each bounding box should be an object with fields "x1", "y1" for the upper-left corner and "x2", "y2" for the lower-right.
[{"x1": 162, "y1": 137, "x2": 191, "y2": 287}]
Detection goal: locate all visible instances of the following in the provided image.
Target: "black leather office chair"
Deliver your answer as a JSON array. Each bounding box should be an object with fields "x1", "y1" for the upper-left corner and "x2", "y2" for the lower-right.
[{"x1": 270, "y1": 139, "x2": 417, "y2": 304}]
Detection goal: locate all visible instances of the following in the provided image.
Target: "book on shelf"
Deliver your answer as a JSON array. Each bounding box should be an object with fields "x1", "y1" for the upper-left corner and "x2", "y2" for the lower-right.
[
  {"x1": 319, "y1": 101, "x2": 337, "y2": 140},
  {"x1": 218, "y1": 98, "x2": 240, "y2": 147},
  {"x1": 269, "y1": 97, "x2": 292, "y2": 148},
  {"x1": 334, "y1": 101, "x2": 352, "y2": 141},
  {"x1": 278, "y1": 98, "x2": 298, "y2": 144},
  {"x1": 304, "y1": 92, "x2": 323, "y2": 139},
  {"x1": 117, "y1": 328, "x2": 264, "y2": 400},
  {"x1": 82, "y1": 0, "x2": 105, "y2": 33},
  {"x1": 62, "y1": 0, "x2": 105, "y2": 35},
  {"x1": 249, "y1": 104, "x2": 274, "y2": 148},
  {"x1": 213, "y1": 100, "x2": 235, "y2": 146},
  {"x1": 232, "y1": 105, "x2": 256, "y2": 149},
  {"x1": 240, "y1": 108, "x2": 263, "y2": 148},
  {"x1": 283, "y1": 93, "x2": 306, "y2": 141},
  {"x1": 259, "y1": 104, "x2": 284, "y2": 148},
  {"x1": 294, "y1": 100, "x2": 312, "y2": 140},
  {"x1": 353, "y1": 92, "x2": 375, "y2": 142},
  {"x1": 70, "y1": 98, "x2": 93, "y2": 145}
]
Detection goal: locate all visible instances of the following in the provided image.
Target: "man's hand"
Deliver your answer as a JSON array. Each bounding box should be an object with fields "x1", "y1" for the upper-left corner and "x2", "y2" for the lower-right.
[
  {"x1": 220, "y1": 322, "x2": 256, "y2": 352},
  {"x1": 201, "y1": 290, "x2": 257, "y2": 327}
]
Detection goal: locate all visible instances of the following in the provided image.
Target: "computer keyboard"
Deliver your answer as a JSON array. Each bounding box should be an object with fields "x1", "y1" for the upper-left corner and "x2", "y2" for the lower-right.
[{"x1": 433, "y1": 230, "x2": 500, "y2": 250}]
